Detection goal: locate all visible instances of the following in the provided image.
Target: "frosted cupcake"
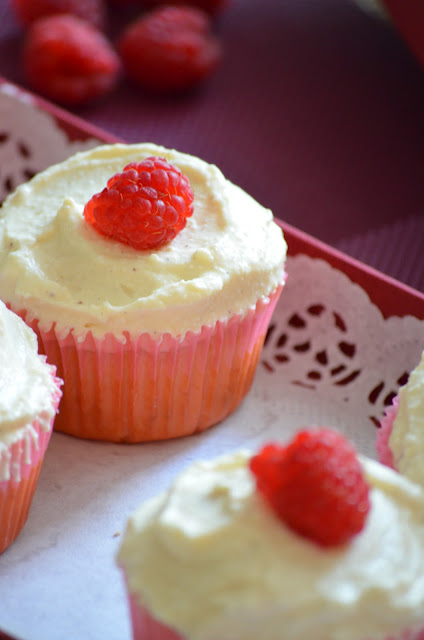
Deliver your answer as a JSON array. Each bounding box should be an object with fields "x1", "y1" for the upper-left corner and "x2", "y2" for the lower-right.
[
  {"x1": 117, "y1": 428, "x2": 424, "y2": 640},
  {"x1": 376, "y1": 350, "x2": 424, "y2": 481},
  {"x1": 0, "y1": 143, "x2": 286, "y2": 442},
  {"x1": 0, "y1": 300, "x2": 62, "y2": 554}
]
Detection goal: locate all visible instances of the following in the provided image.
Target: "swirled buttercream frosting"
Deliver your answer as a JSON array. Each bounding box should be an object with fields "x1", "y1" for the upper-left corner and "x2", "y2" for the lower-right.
[
  {"x1": 0, "y1": 143, "x2": 286, "y2": 339},
  {"x1": 389, "y1": 351, "x2": 424, "y2": 487},
  {"x1": 118, "y1": 450, "x2": 424, "y2": 640}
]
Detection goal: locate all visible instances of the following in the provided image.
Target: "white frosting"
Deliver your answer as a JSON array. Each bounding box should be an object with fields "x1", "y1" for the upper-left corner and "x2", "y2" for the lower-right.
[
  {"x1": 118, "y1": 450, "x2": 424, "y2": 640},
  {"x1": 0, "y1": 300, "x2": 58, "y2": 480},
  {"x1": 389, "y1": 351, "x2": 424, "y2": 486},
  {"x1": 0, "y1": 143, "x2": 286, "y2": 340}
]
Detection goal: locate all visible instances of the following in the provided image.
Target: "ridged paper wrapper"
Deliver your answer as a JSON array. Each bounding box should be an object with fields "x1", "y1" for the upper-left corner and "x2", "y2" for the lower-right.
[
  {"x1": 11, "y1": 284, "x2": 283, "y2": 443},
  {"x1": 0, "y1": 361, "x2": 62, "y2": 554}
]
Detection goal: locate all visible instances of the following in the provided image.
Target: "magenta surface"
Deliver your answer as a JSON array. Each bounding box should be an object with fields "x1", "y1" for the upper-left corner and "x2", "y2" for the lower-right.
[{"x1": 0, "y1": 0, "x2": 423, "y2": 293}]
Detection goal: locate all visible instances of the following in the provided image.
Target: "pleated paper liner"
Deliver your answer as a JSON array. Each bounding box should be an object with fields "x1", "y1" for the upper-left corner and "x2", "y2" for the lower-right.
[
  {"x1": 128, "y1": 595, "x2": 181, "y2": 640},
  {"x1": 0, "y1": 366, "x2": 62, "y2": 554},
  {"x1": 124, "y1": 592, "x2": 424, "y2": 640},
  {"x1": 10, "y1": 284, "x2": 283, "y2": 443}
]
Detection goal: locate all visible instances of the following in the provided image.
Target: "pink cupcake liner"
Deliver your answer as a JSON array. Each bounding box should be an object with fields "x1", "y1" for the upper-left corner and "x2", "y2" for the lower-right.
[
  {"x1": 126, "y1": 594, "x2": 424, "y2": 640},
  {"x1": 11, "y1": 284, "x2": 283, "y2": 443},
  {"x1": 0, "y1": 362, "x2": 62, "y2": 554},
  {"x1": 395, "y1": 629, "x2": 424, "y2": 640},
  {"x1": 376, "y1": 396, "x2": 399, "y2": 471},
  {"x1": 129, "y1": 595, "x2": 182, "y2": 640}
]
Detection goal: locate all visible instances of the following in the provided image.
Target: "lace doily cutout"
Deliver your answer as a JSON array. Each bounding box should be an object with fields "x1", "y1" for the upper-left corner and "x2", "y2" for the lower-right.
[
  {"x1": 0, "y1": 83, "x2": 99, "y2": 204},
  {"x1": 260, "y1": 255, "x2": 424, "y2": 436}
]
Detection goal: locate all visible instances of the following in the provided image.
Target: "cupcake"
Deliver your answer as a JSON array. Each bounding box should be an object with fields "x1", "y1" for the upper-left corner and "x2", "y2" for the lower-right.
[
  {"x1": 0, "y1": 300, "x2": 62, "y2": 554},
  {"x1": 376, "y1": 350, "x2": 424, "y2": 482},
  {"x1": 0, "y1": 143, "x2": 286, "y2": 443},
  {"x1": 117, "y1": 428, "x2": 424, "y2": 640}
]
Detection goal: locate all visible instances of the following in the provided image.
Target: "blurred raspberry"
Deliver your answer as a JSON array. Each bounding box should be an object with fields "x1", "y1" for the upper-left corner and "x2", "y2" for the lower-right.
[
  {"x1": 118, "y1": 6, "x2": 222, "y2": 92},
  {"x1": 23, "y1": 14, "x2": 120, "y2": 105},
  {"x1": 250, "y1": 428, "x2": 371, "y2": 547},
  {"x1": 12, "y1": 0, "x2": 106, "y2": 30},
  {"x1": 137, "y1": 0, "x2": 230, "y2": 15}
]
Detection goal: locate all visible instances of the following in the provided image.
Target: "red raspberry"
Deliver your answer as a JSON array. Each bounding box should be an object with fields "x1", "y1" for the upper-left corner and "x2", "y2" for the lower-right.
[
  {"x1": 83, "y1": 157, "x2": 194, "y2": 250},
  {"x1": 118, "y1": 6, "x2": 222, "y2": 92},
  {"x1": 23, "y1": 15, "x2": 120, "y2": 105},
  {"x1": 138, "y1": 0, "x2": 229, "y2": 15},
  {"x1": 250, "y1": 428, "x2": 371, "y2": 547},
  {"x1": 12, "y1": 0, "x2": 106, "y2": 30}
]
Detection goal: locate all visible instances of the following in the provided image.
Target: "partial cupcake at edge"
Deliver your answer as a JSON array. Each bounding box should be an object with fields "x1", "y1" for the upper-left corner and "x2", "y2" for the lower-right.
[
  {"x1": 117, "y1": 427, "x2": 424, "y2": 640},
  {"x1": 0, "y1": 143, "x2": 287, "y2": 443},
  {"x1": 0, "y1": 299, "x2": 62, "y2": 554},
  {"x1": 376, "y1": 349, "x2": 424, "y2": 483}
]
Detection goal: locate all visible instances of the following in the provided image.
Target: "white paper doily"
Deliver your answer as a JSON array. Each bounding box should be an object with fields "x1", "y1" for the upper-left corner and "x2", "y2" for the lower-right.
[
  {"x1": 257, "y1": 254, "x2": 424, "y2": 456},
  {"x1": 0, "y1": 82, "x2": 99, "y2": 203}
]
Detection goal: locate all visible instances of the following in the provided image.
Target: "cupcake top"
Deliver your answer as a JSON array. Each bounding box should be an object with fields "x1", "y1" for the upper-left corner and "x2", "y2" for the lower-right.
[
  {"x1": 389, "y1": 350, "x2": 424, "y2": 486},
  {"x1": 0, "y1": 301, "x2": 59, "y2": 474},
  {"x1": 118, "y1": 442, "x2": 424, "y2": 640},
  {"x1": 0, "y1": 143, "x2": 286, "y2": 340}
]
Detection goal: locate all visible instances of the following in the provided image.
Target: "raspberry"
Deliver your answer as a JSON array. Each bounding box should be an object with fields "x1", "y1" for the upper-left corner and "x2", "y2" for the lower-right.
[
  {"x1": 83, "y1": 157, "x2": 194, "y2": 250},
  {"x1": 12, "y1": 0, "x2": 106, "y2": 30},
  {"x1": 23, "y1": 15, "x2": 120, "y2": 105},
  {"x1": 250, "y1": 428, "x2": 371, "y2": 547},
  {"x1": 118, "y1": 6, "x2": 222, "y2": 92},
  {"x1": 138, "y1": 0, "x2": 229, "y2": 15}
]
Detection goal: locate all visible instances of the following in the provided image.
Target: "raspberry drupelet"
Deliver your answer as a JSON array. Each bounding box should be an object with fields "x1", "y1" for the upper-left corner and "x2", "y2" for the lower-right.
[
  {"x1": 83, "y1": 156, "x2": 194, "y2": 250},
  {"x1": 250, "y1": 427, "x2": 371, "y2": 547}
]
